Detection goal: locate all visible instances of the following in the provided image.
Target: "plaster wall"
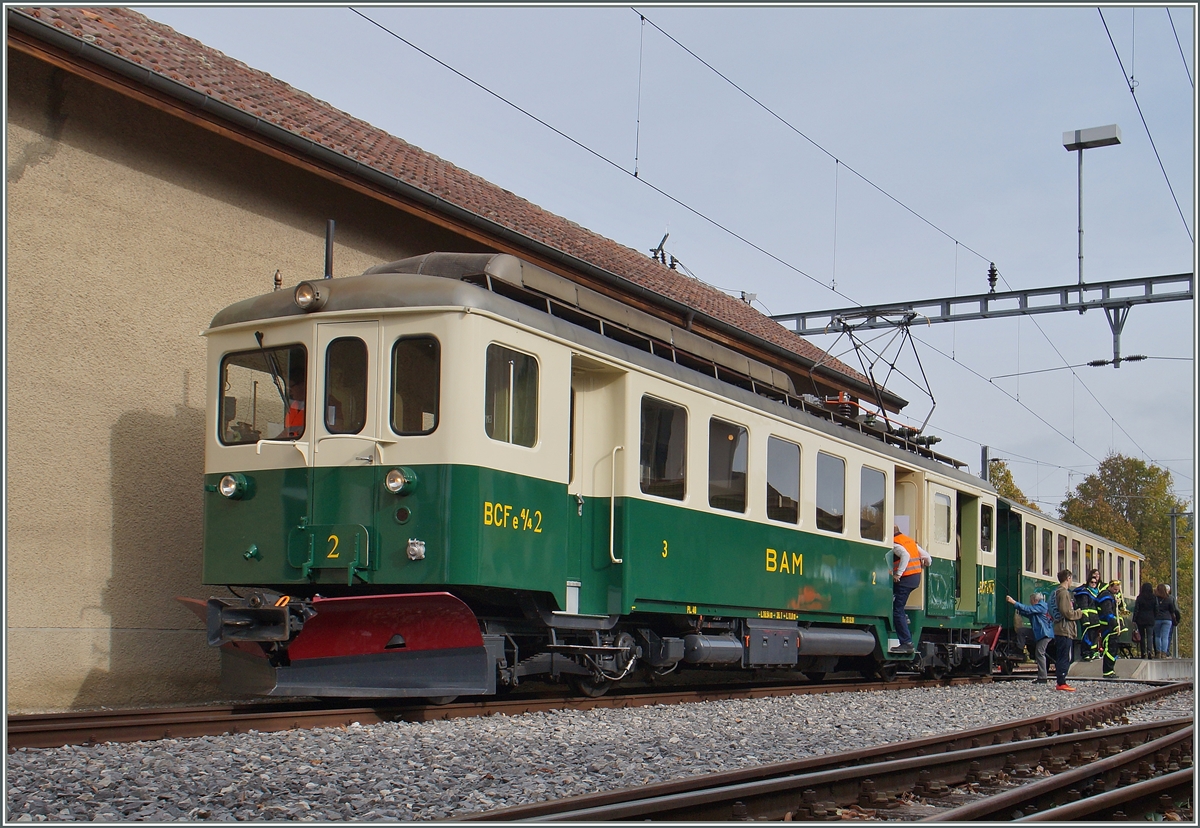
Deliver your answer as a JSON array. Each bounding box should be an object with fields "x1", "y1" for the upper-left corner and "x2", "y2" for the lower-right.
[{"x1": 5, "y1": 49, "x2": 485, "y2": 712}]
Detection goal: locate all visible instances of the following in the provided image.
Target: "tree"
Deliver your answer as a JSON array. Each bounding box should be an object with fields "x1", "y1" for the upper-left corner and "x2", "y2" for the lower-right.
[
  {"x1": 1059, "y1": 452, "x2": 1194, "y2": 657},
  {"x1": 988, "y1": 459, "x2": 1041, "y2": 512}
]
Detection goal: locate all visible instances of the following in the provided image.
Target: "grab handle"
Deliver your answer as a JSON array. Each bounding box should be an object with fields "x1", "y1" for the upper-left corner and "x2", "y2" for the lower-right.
[{"x1": 609, "y1": 445, "x2": 624, "y2": 564}]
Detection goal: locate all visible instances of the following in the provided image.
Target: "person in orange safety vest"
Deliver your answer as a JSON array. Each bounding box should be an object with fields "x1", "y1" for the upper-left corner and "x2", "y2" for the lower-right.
[
  {"x1": 284, "y1": 377, "x2": 306, "y2": 438},
  {"x1": 890, "y1": 525, "x2": 932, "y2": 654}
]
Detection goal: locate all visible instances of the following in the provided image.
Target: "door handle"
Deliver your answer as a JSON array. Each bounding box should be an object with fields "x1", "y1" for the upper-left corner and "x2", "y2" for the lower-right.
[{"x1": 575, "y1": 493, "x2": 584, "y2": 516}]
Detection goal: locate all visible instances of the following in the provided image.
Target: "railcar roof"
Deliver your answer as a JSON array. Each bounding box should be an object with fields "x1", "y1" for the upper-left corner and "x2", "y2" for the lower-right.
[{"x1": 209, "y1": 257, "x2": 988, "y2": 484}]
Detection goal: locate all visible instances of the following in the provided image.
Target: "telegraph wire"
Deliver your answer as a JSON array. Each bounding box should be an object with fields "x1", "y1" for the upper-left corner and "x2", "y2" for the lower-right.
[
  {"x1": 1098, "y1": 8, "x2": 1194, "y2": 243},
  {"x1": 1166, "y1": 6, "x2": 1194, "y2": 89},
  {"x1": 349, "y1": 6, "x2": 851, "y2": 303}
]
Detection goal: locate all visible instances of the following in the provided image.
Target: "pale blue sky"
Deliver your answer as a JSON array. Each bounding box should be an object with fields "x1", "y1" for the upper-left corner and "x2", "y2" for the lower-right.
[{"x1": 138, "y1": 4, "x2": 1196, "y2": 510}]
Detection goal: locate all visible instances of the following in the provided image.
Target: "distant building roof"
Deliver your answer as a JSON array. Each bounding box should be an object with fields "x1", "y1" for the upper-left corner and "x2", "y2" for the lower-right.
[{"x1": 10, "y1": 6, "x2": 892, "y2": 400}]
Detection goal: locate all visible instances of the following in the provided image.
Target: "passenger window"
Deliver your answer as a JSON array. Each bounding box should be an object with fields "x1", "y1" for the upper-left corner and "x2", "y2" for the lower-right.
[
  {"x1": 815, "y1": 452, "x2": 845, "y2": 533},
  {"x1": 391, "y1": 337, "x2": 440, "y2": 435},
  {"x1": 1086, "y1": 544, "x2": 1093, "y2": 572},
  {"x1": 485, "y1": 344, "x2": 538, "y2": 447},
  {"x1": 766, "y1": 437, "x2": 800, "y2": 524},
  {"x1": 1056, "y1": 534, "x2": 1067, "y2": 574},
  {"x1": 1025, "y1": 523, "x2": 1037, "y2": 573},
  {"x1": 934, "y1": 493, "x2": 951, "y2": 543},
  {"x1": 640, "y1": 396, "x2": 687, "y2": 500},
  {"x1": 1042, "y1": 529, "x2": 1053, "y2": 576},
  {"x1": 980, "y1": 505, "x2": 993, "y2": 553},
  {"x1": 219, "y1": 345, "x2": 307, "y2": 445},
  {"x1": 709, "y1": 419, "x2": 747, "y2": 512},
  {"x1": 860, "y1": 467, "x2": 886, "y2": 541},
  {"x1": 1071, "y1": 540, "x2": 1080, "y2": 579},
  {"x1": 325, "y1": 337, "x2": 368, "y2": 434},
  {"x1": 1118, "y1": 556, "x2": 1125, "y2": 583}
]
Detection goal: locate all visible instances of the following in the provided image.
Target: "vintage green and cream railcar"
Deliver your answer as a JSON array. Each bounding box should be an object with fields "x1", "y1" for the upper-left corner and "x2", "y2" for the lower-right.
[
  {"x1": 994, "y1": 498, "x2": 1144, "y2": 670},
  {"x1": 183, "y1": 252, "x2": 1004, "y2": 699}
]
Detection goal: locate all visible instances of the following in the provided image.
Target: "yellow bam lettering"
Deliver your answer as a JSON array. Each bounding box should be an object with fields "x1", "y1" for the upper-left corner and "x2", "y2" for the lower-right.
[
  {"x1": 765, "y1": 548, "x2": 803, "y2": 575},
  {"x1": 758, "y1": 609, "x2": 799, "y2": 621},
  {"x1": 483, "y1": 501, "x2": 543, "y2": 533},
  {"x1": 977, "y1": 579, "x2": 996, "y2": 595}
]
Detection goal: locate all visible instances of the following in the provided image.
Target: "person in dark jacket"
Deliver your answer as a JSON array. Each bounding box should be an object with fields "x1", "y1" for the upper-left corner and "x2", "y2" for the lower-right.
[
  {"x1": 1095, "y1": 579, "x2": 1124, "y2": 677},
  {"x1": 1154, "y1": 583, "x2": 1182, "y2": 658},
  {"x1": 1006, "y1": 592, "x2": 1053, "y2": 683},
  {"x1": 1132, "y1": 582, "x2": 1157, "y2": 659},
  {"x1": 1073, "y1": 569, "x2": 1103, "y2": 660}
]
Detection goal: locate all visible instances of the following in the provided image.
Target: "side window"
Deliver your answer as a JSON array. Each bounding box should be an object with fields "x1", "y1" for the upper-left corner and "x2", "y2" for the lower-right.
[
  {"x1": 391, "y1": 336, "x2": 440, "y2": 435},
  {"x1": 219, "y1": 345, "x2": 307, "y2": 445},
  {"x1": 1042, "y1": 528, "x2": 1053, "y2": 576},
  {"x1": 325, "y1": 337, "x2": 367, "y2": 434},
  {"x1": 1056, "y1": 534, "x2": 1067, "y2": 574},
  {"x1": 1086, "y1": 544, "x2": 1094, "y2": 572},
  {"x1": 1025, "y1": 523, "x2": 1037, "y2": 573},
  {"x1": 1129, "y1": 560, "x2": 1136, "y2": 589},
  {"x1": 1098, "y1": 548, "x2": 1107, "y2": 579},
  {"x1": 980, "y1": 504, "x2": 993, "y2": 553},
  {"x1": 1118, "y1": 556, "x2": 1125, "y2": 584},
  {"x1": 640, "y1": 396, "x2": 687, "y2": 500},
  {"x1": 708, "y1": 419, "x2": 748, "y2": 512},
  {"x1": 766, "y1": 437, "x2": 800, "y2": 524},
  {"x1": 816, "y1": 452, "x2": 845, "y2": 533},
  {"x1": 485, "y1": 344, "x2": 538, "y2": 447},
  {"x1": 860, "y1": 467, "x2": 886, "y2": 541},
  {"x1": 934, "y1": 493, "x2": 952, "y2": 544},
  {"x1": 1071, "y1": 539, "x2": 1081, "y2": 579}
]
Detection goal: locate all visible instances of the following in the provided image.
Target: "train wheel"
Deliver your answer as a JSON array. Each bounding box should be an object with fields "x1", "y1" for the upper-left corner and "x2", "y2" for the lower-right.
[
  {"x1": 424, "y1": 695, "x2": 458, "y2": 705},
  {"x1": 876, "y1": 663, "x2": 899, "y2": 683},
  {"x1": 569, "y1": 675, "x2": 612, "y2": 698},
  {"x1": 804, "y1": 671, "x2": 826, "y2": 683},
  {"x1": 998, "y1": 658, "x2": 1014, "y2": 675},
  {"x1": 922, "y1": 666, "x2": 947, "y2": 681}
]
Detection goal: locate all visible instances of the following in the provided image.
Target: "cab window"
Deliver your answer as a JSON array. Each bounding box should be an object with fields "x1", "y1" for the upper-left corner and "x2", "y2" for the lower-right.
[
  {"x1": 816, "y1": 452, "x2": 845, "y2": 533},
  {"x1": 392, "y1": 336, "x2": 440, "y2": 435},
  {"x1": 709, "y1": 418, "x2": 747, "y2": 512},
  {"x1": 325, "y1": 337, "x2": 367, "y2": 434},
  {"x1": 860, "y1": 467, "x2": 886, "y2": 541},
  {"x1": 766, "y1": 437, "x2": 800, "y2": 523},
  {"x1": 640, "y1": 396, "x2": 687, "y2": 500},
  {"x1": 218, "y1": 345, "x2": 306, "y2": 445},
  {"x1": 981, "y1": 504, "x2": 993, "y2": 553},
  {"x1": 485, "y1": 344, "x2": 538, "y2": 447}
]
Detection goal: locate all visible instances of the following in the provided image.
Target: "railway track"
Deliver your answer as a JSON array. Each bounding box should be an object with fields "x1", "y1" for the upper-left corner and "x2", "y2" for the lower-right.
[
  {"x1": 461, "y1": 681, "x2": 1193, "y2": 821},
  {"x1": 7, "y1": 674, "x2": 985, "y2": 750}
]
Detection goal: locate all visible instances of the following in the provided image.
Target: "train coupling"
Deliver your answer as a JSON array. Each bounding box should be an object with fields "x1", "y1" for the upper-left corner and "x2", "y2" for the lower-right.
[{"x1": 205, "y1": 591, "x2": 314, "y2": 646}]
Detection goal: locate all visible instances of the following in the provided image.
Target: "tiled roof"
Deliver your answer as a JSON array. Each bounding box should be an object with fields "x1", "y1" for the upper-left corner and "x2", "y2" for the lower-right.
[{"x1": 14, "y1": 6, "x2": 870, "y2": 387}]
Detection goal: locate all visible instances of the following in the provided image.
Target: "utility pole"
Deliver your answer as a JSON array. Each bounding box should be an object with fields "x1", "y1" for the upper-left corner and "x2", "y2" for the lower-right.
[{"x1": 1168, "y1": 509, "x2": 1193, "y2": 658}]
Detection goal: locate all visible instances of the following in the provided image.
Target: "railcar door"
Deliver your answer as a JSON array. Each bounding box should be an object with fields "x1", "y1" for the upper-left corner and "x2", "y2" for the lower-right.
[
  {"x1": 567, "y1": 355, "x2": 626, "y2": 615},
  {"x1": 924, "y1": 482, "x2": 957, "y2": 617},
  {"x1": 290, "y1": 321, "x2": 383, "y2": 584}
]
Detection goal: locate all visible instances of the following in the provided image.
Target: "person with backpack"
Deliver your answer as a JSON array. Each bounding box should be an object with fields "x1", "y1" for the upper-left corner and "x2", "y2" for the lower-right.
[
  {"x1": 1006, "y1": 591, "x2": 1054, "y2": 683},
  {"x1": 1051, "y1": 570, "x2": 1092, "y2": 691},
  {"x1": 1072, "y1": 568, "x2": 1103, "y2": 660},
  {"x1": 1154, "y1": 583, "x2": 1182, "y2": 658}
]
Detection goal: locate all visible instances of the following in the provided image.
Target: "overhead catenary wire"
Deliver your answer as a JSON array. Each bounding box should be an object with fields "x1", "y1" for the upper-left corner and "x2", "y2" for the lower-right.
[
  {"x1": 1098, "y1": 8, "x2": 1194, "y2": 243},
  {"x1": 1166, "y1": 6, "x2": 1194, "y2": 88}
]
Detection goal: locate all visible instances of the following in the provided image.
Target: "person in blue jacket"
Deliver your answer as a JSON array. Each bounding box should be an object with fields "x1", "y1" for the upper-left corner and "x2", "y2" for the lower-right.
[{"x1": 1006, "y1": 591, "x2": 1054, "y2": 683}]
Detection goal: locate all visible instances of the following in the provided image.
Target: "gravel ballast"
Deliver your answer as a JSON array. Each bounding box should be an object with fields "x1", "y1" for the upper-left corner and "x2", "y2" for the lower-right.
[{"x1": 6, "y1": 680, "x2": 1192, "y2": 822}]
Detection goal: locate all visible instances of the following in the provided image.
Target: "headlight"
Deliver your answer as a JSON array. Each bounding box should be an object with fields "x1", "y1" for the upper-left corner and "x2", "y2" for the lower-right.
[
  {"x1": 294, "y1": 281, "x2": 327, "y2": 311},
  {"x1": 385, "y1": 467, "x2": 418, "y2": 495},
  {"x1": 219, "y1": 473, "x2": 249, "y2": 499}
]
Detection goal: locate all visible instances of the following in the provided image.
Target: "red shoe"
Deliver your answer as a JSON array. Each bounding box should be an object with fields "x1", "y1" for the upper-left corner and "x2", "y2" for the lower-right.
[{"x1": 1055, "y1": 684, "x2": 1076, "y2": 692}]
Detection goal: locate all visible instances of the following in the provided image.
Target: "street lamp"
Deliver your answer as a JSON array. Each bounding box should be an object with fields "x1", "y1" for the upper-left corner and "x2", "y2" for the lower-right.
[{"x1": 1063, "y1": 125, "x2": 1121, "y2": 293}]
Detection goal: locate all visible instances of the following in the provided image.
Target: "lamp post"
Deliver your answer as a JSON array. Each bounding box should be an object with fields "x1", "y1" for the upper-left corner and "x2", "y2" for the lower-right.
[
  {"x1": 1168, "y1": 509, "x2": 1193, "y2": 658},
  {"x1": 1062, "y1": 125, "x2": 1121, "y2": 293}
]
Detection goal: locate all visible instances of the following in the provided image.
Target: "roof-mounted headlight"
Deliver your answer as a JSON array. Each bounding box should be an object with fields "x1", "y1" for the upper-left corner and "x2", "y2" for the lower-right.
[
  {"x1": 294, "y1": 281, "x2": 328, "y2": 311},
  {"x1": 385, "y1": 467, "x2": 418, "y2": 495}
]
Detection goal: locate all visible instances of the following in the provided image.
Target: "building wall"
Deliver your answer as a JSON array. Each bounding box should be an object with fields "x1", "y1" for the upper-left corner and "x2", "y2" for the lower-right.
[{"x1": 5, "y1": 49, "x2": 487, "y2": 712}]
